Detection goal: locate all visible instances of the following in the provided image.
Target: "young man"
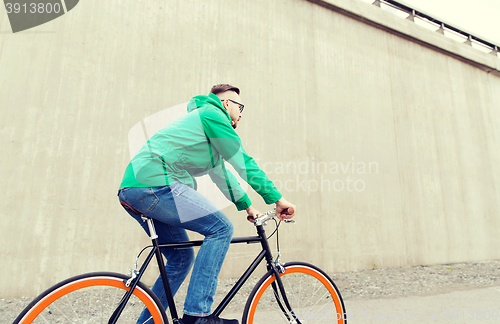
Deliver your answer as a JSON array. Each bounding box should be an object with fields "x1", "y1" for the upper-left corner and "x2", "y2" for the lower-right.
[{"x1": 118, "y1": 84, "x2": 295, "y2": 324}]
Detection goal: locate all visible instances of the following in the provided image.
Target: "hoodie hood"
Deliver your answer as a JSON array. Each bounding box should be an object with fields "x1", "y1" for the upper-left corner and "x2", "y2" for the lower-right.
[{"x1": 187, "y1": 93, "x2": 231, "y2": 121}]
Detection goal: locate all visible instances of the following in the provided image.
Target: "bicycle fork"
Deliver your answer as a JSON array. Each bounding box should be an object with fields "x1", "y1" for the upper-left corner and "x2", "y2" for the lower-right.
[{"x1": 256, "y1": 225, "x2": 302, "y2": 324}]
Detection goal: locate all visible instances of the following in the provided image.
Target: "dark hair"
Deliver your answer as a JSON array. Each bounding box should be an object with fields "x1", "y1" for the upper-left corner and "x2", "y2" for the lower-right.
[{"x1": 210, "y1": 84, "x2": 240, "y2": 96}]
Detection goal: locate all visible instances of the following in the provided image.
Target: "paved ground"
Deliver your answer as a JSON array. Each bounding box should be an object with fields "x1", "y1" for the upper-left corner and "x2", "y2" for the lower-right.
[{"x1": 345, "y1": 286, "x2": 500, "y2": 323}]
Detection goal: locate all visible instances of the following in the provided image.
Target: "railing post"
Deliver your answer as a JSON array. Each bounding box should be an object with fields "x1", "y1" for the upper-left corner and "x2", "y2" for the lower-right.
[
  {"x1": 406, "y1": 9, "x2": 415, "y2": 22},
  {"x1": 436, "y1": 23, "x2": 445, "y2": 35},
  {"x1": 464, "y1": 35, "x2": 473, "y2": 46},
  {"x1": 490, "y1": 46, "x2": 499, "y2": 57}
]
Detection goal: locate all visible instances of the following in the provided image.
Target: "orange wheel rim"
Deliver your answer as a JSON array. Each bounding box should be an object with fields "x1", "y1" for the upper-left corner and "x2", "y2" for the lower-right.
[
  {"x1": 248, "y1": 266, "x2": 344, "y2": 324},
  {"x1": 20, "y1": 277, "x2": 163, "y2": 324}
]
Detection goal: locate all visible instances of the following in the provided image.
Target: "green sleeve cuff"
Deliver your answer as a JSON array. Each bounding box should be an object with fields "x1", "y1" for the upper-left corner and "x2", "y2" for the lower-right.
[
  {"x1": 235, "y1": 194, "x2": 252, "y2": 211},
  {"x1": 261, "y1": 192, "x2": 282, "y2": 205}
]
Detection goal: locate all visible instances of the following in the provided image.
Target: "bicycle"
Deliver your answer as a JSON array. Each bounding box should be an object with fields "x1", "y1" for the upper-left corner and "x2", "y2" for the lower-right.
[{"x1": 13, "y1": 210, "x2": 347, "y2": 324}]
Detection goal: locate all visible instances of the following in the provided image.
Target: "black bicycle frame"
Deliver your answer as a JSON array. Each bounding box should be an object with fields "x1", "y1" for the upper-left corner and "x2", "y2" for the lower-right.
[{"x1": 108, "y1": 222, "x2": 293, "y2": 324}]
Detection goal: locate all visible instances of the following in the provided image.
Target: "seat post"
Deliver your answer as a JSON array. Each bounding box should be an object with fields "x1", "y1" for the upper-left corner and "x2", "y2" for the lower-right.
[
  {"x1": 141, "y1": 216, "x2": 158, "y2": 240},
  {"x1": 141, "y1": 216, "x2": 180, "y2": 321}
]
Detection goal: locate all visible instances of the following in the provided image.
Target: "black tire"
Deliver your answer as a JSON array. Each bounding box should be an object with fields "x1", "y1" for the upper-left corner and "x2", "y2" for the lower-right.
[
  {"x1": 242, "y1": 262, "x2": 347, "y2": 324},
  {"x1": 13, "y1": 272, "x2": 168, "y2": 324}
]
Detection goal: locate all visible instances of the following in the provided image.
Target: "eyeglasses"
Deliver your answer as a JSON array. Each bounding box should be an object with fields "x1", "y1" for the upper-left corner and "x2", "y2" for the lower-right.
[{"x1": 222, "y1": 99, "x2": 244, "y2": 113}]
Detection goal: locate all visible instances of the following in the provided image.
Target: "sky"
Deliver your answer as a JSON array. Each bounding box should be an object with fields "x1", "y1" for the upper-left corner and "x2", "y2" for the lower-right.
[{"x1": 362, "y1": 0, "x2": 500, "y2": 46}]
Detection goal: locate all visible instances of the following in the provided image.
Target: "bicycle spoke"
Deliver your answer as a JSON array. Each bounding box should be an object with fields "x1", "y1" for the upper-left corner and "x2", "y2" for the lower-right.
[
  {"x1": 38, "y1": 314, "x2": 51, "y2": 324},
  {"x1": 65, "y1": 294, "x2": 82, "y2": 323},
  {"x1": 139, "y1": 315, "x2": 154, "y2": 324},
  {"x1": 307, "y1": 293, "x2": 334, "y2": 316},
  {"x1": 306, "y1": 290, "x2": 331, "y2": 312},
  {"x1": 302, "y1": 280, "x2": 323, "y2": 306},
  {"x1": 46, "y1": 295, "x2": 79, "y2": 324}
]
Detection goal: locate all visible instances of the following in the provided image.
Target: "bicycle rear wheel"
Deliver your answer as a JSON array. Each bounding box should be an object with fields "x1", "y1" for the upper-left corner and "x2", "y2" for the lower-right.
[
  {"x1": 13, "y1": 272, "x2": 167, "y2": 324},
  {"x1": 242, "y1": 262, "x2": 346, "y2": 324}
]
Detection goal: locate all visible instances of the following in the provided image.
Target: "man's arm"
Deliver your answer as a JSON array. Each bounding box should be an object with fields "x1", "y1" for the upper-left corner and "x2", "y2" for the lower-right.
[
  {"x1": 201, "y1": 107, "x2": 296, "y2": 220},
  {"x1": 208, "y1": 160, "x2": 251, "y2": 211},
  {"x1": 201, "y1": 108, "x2": 282, "y2": 203}
]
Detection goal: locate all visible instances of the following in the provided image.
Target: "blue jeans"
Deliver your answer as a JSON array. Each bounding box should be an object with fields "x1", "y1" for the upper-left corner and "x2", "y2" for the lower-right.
[{"x1": 118, "y1": 182, "x2": 234, "y2": 322}]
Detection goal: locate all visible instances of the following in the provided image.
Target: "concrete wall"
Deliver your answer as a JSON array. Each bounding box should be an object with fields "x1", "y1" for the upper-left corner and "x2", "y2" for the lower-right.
[{"x1": 1, "y1": 0, "x2": 499, "y2": 298}]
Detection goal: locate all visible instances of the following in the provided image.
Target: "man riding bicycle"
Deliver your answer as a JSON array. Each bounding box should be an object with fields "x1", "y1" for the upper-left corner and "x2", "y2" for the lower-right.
[{"x1": 118, "y1": 84, "x2": 295, "y2": 324}]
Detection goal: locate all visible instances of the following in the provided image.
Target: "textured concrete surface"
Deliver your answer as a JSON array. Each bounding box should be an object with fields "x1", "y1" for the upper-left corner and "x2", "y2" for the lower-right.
[{"x1": 1, "y1": 0, "x2": 499, "y2": 298}]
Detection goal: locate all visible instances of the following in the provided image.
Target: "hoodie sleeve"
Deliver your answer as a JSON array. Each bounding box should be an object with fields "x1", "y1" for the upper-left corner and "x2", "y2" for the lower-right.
[
  {"x1": 201, "y1": 107, "x2": 282, "y2": 207},
  {"x1": 208, "y1": 160, "x2": 252, "y2": 211}
]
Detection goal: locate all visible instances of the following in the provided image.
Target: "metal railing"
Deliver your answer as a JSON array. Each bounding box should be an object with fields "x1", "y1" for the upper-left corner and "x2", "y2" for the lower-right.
[{"x1": 372, "y1": 0, "x2": 499, "y2": 56}]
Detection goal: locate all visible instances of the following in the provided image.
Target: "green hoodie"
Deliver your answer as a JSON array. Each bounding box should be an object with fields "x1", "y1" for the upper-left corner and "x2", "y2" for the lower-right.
[{"x1": 119, "y1": 93, "x2": 282, "y2": 211}]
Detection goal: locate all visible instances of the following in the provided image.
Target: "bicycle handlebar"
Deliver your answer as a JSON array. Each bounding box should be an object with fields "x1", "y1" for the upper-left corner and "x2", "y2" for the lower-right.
[{"x1": 252, "y1": 209, "x2": 295, "y2": 226}]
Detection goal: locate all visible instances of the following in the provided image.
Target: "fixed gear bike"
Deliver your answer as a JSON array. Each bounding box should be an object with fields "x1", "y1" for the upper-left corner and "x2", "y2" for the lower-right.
[{"x1": 14, "y1": 210, "x2": 347, "y2": 324}]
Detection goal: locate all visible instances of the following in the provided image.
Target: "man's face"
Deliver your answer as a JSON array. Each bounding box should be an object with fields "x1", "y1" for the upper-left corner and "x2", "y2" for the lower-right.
[{"x1": 220, "y1": 91, "x2": 243, "y2": 129}]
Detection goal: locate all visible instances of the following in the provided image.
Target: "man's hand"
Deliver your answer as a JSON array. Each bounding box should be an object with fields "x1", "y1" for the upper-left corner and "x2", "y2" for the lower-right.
[
  {"x1": 275, "y1": 197, "x2": 296, "y2": 221},
  {"x1": 245, "y1": 205, "x2": 262, "y2": 223}
]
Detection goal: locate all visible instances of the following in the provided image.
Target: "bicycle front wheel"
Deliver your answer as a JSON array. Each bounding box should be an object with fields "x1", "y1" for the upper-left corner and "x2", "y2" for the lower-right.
[
  {"x1": 13, "y1": 272, "x2": 167, "y2": 324},
  {"x1": 243, "y1": 262, "x2": 346, "y2": 324}
]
